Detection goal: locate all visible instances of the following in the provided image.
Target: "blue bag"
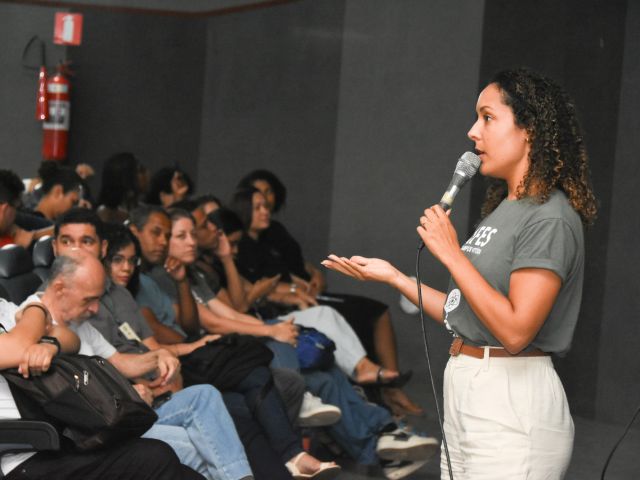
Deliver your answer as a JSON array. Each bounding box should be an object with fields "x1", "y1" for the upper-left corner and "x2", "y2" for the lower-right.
[{"x1": 296, "y1": 327, "x2": 336, "y2": 370}]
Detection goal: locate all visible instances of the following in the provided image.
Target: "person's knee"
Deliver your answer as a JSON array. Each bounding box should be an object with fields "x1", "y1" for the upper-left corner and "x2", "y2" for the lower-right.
[{"x1": 191, "y1": 383, "x2": 223, "y2": 406}]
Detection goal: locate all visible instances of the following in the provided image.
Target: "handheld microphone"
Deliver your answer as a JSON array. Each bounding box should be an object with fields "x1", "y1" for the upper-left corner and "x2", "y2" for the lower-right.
[{"x1": 438, "y1": 151, "x2": 482, "y2": 211}]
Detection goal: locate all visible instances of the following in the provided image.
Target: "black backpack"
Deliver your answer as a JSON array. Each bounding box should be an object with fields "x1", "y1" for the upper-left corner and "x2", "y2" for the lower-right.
[
  {"x1": 1, "y1": 354, "x2": 158, "y2": 451},
  {"x1": 180, "y1": 333, "x2": 274, "y2": 391}
]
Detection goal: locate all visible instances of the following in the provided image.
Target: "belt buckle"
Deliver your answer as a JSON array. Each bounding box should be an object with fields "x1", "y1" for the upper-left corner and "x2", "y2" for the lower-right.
[{"x1": 449, "y1": 337, "x2": 463, "y2": 356}]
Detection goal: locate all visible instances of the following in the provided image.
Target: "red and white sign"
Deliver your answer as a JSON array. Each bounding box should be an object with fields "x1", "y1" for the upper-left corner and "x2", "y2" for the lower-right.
[{"x1": 53, "y1": 13, "x2": 83, "y2": 46}]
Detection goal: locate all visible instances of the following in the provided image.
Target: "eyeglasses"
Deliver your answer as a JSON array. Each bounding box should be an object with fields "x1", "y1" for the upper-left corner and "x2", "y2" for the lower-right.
[{"x1": 110, "y1": 255, "x2": 141, "y2": 267}]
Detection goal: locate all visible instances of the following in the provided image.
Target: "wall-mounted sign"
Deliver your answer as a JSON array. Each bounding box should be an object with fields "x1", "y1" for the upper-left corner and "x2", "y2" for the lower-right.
[{"x1": 53, "y1": 13, "x2": 83, "y2": 46}]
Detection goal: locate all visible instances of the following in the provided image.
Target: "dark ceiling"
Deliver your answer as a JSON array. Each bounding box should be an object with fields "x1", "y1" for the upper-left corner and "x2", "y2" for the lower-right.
[{"x1": 0, "y1": 0, "x2": 297, "y2": 16}]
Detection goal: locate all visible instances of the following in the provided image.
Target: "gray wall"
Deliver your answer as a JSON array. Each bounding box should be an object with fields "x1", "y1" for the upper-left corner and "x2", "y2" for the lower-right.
[
  {"x1": 67, "y1": 10, "x2": 206, "y2": 193},
  {"x1": 196, "y1": 0, "x2": 345, "y2": 265},
  {"x1": 0, "y1": 5, "x2": 205, "y2": 190},
  {"x1": 0, "y1": 3, "x2": 66, "y2": 176},
  {"x1": 195, "y1": 0, "x2": 485, "y2": 414},
  {"x1": 596, "y1": 0, "x2": 640, "y2": 424},
  {"x1": 326, "y1": 0, "x2": 485, "y2": 405}
]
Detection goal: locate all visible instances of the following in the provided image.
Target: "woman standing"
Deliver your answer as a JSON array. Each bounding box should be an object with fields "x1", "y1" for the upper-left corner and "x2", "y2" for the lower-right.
[{"x1": 324, "y1": 68, "x2": 596, "y2": 479}]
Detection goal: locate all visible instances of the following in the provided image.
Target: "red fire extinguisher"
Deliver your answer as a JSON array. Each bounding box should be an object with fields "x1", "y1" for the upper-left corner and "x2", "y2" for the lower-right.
[{"x1": 42, "y1": 64, "x2": 71, "y2": 161}]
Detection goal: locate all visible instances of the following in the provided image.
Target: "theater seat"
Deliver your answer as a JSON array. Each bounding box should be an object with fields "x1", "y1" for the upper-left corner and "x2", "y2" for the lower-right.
[
  {"x1": 0, "y1": 420, "x2": 60, "y2": 478},
  {"x1": 32, "y1": 235, "x2": 54, "y2": 283},
  {"x1": 0, "y1": 420, "x2": 59, "y2": 455},
  {"x1": 0, "y1": 245, "x2": 41, "y2": 304}
]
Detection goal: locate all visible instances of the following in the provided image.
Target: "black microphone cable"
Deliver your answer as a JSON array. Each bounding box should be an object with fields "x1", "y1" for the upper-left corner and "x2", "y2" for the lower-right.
[
  {"x1": 600, "y1": 401, "x2": 640, "y2": 480},
  {"x1": 415, "y1": 241, "x2": 454, "y2": 480}
]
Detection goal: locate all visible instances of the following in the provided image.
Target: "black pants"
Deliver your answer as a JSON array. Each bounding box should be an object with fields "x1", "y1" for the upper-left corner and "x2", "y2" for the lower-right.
[
  {"x1": 235, "y1": 366, "x2": 301, "y2": 463},
  {"x1": 5, "y1": 438, "x2": 203, "y2": 480},
  {"x1": 271, "y1": 367, "x2": 305, "y2": 424},
  {"x1": 223, "y1": 392, "x2": 292, "y2": 480}
]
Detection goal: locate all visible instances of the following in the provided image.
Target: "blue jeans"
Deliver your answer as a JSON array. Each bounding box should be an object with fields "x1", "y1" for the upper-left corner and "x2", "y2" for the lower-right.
[
  {"x1": 143, "y1": 385, "x2": 252, "y2": 480},
  {"x1": 264, "y1": 329, "x2": 393, "y2": 465},
  {"x1": 305, "y1": 367, "x2": 392, "y2": 465}
]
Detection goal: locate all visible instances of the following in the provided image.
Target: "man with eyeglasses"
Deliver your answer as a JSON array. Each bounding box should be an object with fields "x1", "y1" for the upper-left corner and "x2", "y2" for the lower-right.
[{"x1": 42, "y1": 208, "x2": 254, "y2": 480}]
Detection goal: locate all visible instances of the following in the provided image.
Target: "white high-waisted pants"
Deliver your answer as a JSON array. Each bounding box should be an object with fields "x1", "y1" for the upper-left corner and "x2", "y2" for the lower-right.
[{"x1": 441, "y1": 351, "x2": 574, "y2": 480}]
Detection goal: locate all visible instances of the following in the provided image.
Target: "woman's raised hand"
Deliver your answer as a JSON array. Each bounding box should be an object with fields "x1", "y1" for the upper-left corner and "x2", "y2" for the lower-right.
[
  {"x1": 417, "y1": 205, "x2": 460, "y2": 268},
  {"x1": 322, "y1": 254, "x2": 400, "y2": 285}
]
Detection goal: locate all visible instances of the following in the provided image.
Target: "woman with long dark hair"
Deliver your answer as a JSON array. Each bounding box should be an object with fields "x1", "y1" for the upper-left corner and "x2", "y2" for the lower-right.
[
  {"x1": 232, "y1": 175, "x2": 422, "y2": 415},
  {"x1": 324, "y1": 68, "x2": 596, "y2": 478}
]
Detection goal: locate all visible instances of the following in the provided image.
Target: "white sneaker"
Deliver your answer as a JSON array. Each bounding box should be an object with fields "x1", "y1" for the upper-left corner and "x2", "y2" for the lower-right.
[
  {"x1": 382, "y1": 459, "x2": 429, "y2": 479},
  {"x1": 297, "y1": 392, "x2": 342, "y2": 427},
  {"x1": 376, "y1": 428, "x2": 439, "y2": 462}
]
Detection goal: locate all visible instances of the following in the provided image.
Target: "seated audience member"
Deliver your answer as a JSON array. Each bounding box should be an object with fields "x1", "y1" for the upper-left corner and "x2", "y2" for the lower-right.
[
  {"x1": 32, "y1": 251, "x2": 254, "y2": 480},
  {"x1": 96, "y1": 152, "x2": 143, "y2": 224},
  {"x1": 0, "y1": 169, "x2": 40, "y2": 248},
  {"x1": 100, "y1": 223, "x2": 335, "y2": 427},
  {"x1": 0, "y1": 295, "x2": 204, "y2": 480},
  {"x1": 32, "y1": 161, "x2": 82, "y2": 221},
  {"x1": 50, "y1": 209, "x2": 330, "y2": 480},
  {"x1": 129, "y1": 205, "x2": 297, "y2": 345},
  {"x1": 146, "y1": 166, "x2": 193, "y2": 208},
  {"x1": 175, "y1": 200, "x2": 399, "y2": 386},
  {"x1": 22, "y1": 163, "x2": 94, "y2": 210},
  {"x1": 43, "y1": 209, "x2": 253, "y2": 479},
  {"x1": 130, "y1": 205, "x2": 437, "y2": 477},
  {"x1": 123, "y1": 210, "x2": 340, "y2": 478},
  {"x1": 231, "y1": 180, "x2": 422, "y2": 415}
]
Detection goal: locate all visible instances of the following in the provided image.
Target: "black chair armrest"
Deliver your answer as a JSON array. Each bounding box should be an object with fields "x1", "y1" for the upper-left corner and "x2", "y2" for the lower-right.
[{"x1": 0, "y1": 420, "x2": 60, "y2": 455}]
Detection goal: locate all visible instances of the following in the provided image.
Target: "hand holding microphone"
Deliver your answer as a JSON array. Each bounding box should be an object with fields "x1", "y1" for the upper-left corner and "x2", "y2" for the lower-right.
[{"x1": 418, "y1": 151, "x2": 481, "y2": 264}]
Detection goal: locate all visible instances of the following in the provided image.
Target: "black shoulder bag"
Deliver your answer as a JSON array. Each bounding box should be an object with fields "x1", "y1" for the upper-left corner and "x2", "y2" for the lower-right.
[
  {"x1": 180, "y1": 333, "x2": 273, "y2": 391},
  {"x1": 1, "y1": 354, "x2": 157, "y2": 451}
]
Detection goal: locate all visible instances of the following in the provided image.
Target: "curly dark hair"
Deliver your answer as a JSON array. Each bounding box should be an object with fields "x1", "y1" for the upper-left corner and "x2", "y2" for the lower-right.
[
  {"x1": 236, "y1": 169, "x2": 286, "y2": 213},
  {"x1": 480, "y1": 68, "x2": 597, "y2": 225}
]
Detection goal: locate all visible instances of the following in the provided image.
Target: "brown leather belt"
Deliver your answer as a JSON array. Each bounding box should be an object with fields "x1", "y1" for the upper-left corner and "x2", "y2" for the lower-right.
[{"x1": 449, "y1": 337, "x2": 549, "y2": 359}]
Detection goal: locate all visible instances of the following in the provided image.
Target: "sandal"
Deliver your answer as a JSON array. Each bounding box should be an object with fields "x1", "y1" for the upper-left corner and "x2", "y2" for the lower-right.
[
  {"x1": 285, "y1": 452, "x2": 341, "y2": 480},
  {"x1": 356, "y1": 368, "x2": 413, "y2": 389}
]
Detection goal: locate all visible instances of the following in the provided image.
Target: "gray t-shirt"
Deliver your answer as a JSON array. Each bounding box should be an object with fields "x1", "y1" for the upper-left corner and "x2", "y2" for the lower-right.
[
  {"x1": 149, "y1": 265, "x2": 217, "y2": 305},
  {"x1": 444, "y1": 190, "x2": 584, "y2": 356},
  {"x1": 136, "y1": 273, "x2": 186, "y2": 337},
  {"x1": 88, "y1": 281, "x2": 153, "y2": 355}
]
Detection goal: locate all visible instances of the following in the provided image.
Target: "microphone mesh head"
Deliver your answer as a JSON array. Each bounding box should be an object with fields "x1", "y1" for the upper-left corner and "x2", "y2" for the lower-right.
[{"x1": 455, "y1": 151, "x2": 481, "y2": 178}]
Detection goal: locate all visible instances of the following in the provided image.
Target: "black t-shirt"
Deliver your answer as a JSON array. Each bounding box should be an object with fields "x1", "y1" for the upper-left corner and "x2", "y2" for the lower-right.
[
  {"x1": 236, "y1": 220, "x2": 310, "y2": 283},
  {"x1": 260, "y1": 221, "x2": 309, "y2": 280}
]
